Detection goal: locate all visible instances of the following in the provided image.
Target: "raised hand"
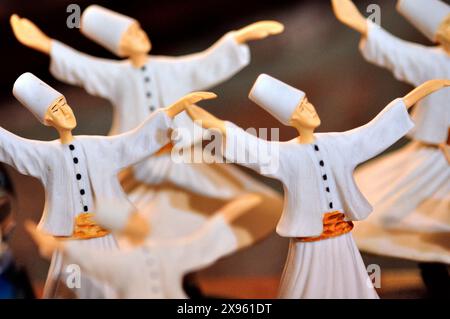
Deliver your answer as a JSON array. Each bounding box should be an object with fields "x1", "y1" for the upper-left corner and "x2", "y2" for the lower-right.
[
  {"x1": 234, "y1": 21, "x2": 284, "y2": 44},
  {"x1": 332, "y1": 0, "x2": 368, "y2": 36},
  {"x1": 402, "y1": 79, "x2": 450, "y2": 109},
  {"x1": 185, "y1": 104, "x2": 226, "y2": 135},
  {"x1": 164, "y1": 91, "x2": 217, "y2": 118},
  {"x1": 25, "y1": 220, "x2": 62, "y2": 259},
  {"x1": 10, "y1": 14, "x2": 52, "y2": 54},
  {"x1": 217, "y1": 193, "x2": 263, "y2": 223}
]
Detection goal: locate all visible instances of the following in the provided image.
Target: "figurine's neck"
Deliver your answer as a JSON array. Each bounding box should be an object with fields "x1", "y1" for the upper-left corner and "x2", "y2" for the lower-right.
[
  {"x1": 57, "y1": 129, "x2": 74, "y2": 144},
  {"x1": 130, "y1": 53, "x2": 149, "y2": 68},
  {"x1": 295, "y1": 126, "x2": 315, "y2": 144}
]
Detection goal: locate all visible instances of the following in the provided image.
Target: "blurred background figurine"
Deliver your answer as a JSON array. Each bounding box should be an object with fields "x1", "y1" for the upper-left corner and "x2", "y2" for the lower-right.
[
  {"x1": 0, "y1": 72, "x2": 208, "y2": 298},
  {"x1": 0, "y1": 164, "x2": 34, "y2": 299},
  {"x1": 186, "y1": 74, "x2": 450, "y2": 298},
  {"x1": 26, "y1": 194, "x2": 262, "y2": 299},
  {"x1": 333, "y1": 0, "x2": 450, "y2": 298}
]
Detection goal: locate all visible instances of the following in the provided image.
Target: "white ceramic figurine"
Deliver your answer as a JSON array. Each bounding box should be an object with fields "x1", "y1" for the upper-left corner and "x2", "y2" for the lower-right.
[
  {"x1": 333, "y1": 0, "x2": 450, "y2": 297},
  {"x1": 26, "y1": 194, "x2": 261, "y2": 299},
  {"x1": 1, "y1": 72, "x2": 213, "y2": 298},
  {"x1": 186, "y1": 73, "x2": 450, "y2": 298}
]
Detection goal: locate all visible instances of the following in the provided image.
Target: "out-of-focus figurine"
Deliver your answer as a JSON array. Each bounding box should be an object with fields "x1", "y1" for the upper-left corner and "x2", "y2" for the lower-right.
[
  {"x1": 333, "y1": 0, "x2": 450, "y2": 298},
  {"x1": 26, "y1": 194, "x2": 261, "y2": 299},
  {"x1": 10, "y1": 6, "x2": 284, "y2": 258},
  {"x1": 1, "y1": 72, "x2": 212, "y2": 298},
  {"x1": 0, "y1": 165, "x2": 35, "y2": 299},
  {"x1": 186, "y1": 74, "x2": 450, "y2": 298}
]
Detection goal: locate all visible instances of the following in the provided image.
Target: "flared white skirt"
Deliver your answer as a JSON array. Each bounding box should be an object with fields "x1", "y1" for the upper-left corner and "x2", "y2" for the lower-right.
[
  {"x1": 278, "y1": 233, "x2": 379, "y2": 299},
  {"x1": 353, "y1": 142, "x2": 450, "y2": 263}
]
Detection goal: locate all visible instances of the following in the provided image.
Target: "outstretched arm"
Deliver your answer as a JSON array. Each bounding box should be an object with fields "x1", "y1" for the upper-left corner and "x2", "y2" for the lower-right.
[
  {"x1": 186, "y1": 104, "x2": 280, "y2": 177},
  {"x1": 332, "y1": 0, "x2": 368, "y2": 36},
  {"x1": 402, "y1": 80, "x2": 450, "y2": 109},
  {"x1": 343, "y1": 80, "x2": 450, "y2": 165},
  {"x1": 333, "y1": 0, "x2": 444, "y2": 86},
  {"x1": 164, "y1": 92, "x2": 217, "y2": 118},
  {"x1": 10, "y1": 14, "x2": 52, "y2": 54},
  {"x1": 170, "y1": 194, "x2": 261, "y2": 273},
  {"x1": 25, "y1": 221, "x2": 62, "y2": 259},
  {"x1": 0, "y1": 127, "x2": 47, "y2": 178},
  {"x1": 185, "y1": 104, "x2": 226, "y2": 135},
  {"x1": 234, "y1": 21, "x2": 284, "y2": 44},
  {"x1": 157, "y1": 21, "x2": 283, "y2": 96},
  {"x1": 214, "y1": 193, "x2": 262, "y2": 223},
  {"x1": 110, "y1": 92, "x2": 217, "y2": 170},
  {"x1": 26, "y1": 221, "x2": 129, "y2": 289},
  {"x1": 11, "y1": 14, "x2": 119, "y2": 100}
]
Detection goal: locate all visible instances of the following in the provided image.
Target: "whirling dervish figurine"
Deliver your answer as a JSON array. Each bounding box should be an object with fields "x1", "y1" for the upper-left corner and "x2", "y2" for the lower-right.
[
  {"x1": 0, "y1": 71, "x2": 213, "y2": 298},
  {"x1": 333, "y1": 0, "x2": 450, "y2": 298},
  {"x1": 26, "y1": 194, "x2": 261, "y2": 299},
  {"x1": 186, "y1": 73, "x2": 450, "y2": 298}
]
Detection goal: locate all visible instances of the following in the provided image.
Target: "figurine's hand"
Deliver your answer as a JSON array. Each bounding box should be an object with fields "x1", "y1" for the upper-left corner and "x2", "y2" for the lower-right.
[
  {"x1": 402, "y1": 79, "x2": 450, "y2": 109},
  {"x1": 234, "y1": 21, "x2": 284, "y2": 44},
  {"x1": 438, "y1": 143, "x2": 450, "y2": 165},
  {"x1": 164, "y1": 92, "x2": 217, "y2": 118},
  {"x1": 10, "y1": 14, "x2": 52, "y2": 54},
  {"x1": 185, "y1": 104, "x2": 226, "y2": 136},
  {"x1": 25, "y1": 221, "x2": 62, "y2": 259},
  {"x1": 217, "y1": 193, "x2": 262, "y2": 223},
  {"x1": 332, "y1": 0, "x2": 368, "y2": 36}
]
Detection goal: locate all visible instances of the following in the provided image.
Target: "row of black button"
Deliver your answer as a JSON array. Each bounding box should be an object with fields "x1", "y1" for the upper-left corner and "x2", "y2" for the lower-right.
[
  {"x1": 69, "y1": 144, "x2": 88, "y2": 212},
  {"x1": 141, "y1": 66, "x2": 156, "y2": 112},
  {"x1": 314, "y1": 144, "x2": 333, "y2": 210}
]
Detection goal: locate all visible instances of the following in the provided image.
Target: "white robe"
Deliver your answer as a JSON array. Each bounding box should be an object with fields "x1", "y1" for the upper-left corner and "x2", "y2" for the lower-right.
[
  {"x1": 0, "y1": 110, "x2": 172, "y2": 298},
  {"x1": 62, "y1": 215, "x2": 237, "y2": 299},
  {"x1": 354, "y1": 21, "x2": 450, "y2": 263},
  {"x1": 49, "y1": 32, "x2": 283, "y2": 247},
  {"x1": 223, "y1": 99, "x2": 414, "y2": 298}
]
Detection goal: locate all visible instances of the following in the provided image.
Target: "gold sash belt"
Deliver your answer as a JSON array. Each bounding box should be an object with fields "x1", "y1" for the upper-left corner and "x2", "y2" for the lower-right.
[
  {"x1": 296, "y1": 211, "x2": 353, "y2": 243},
  {"x1": 71, "y1": 213, "x2": 110, "y2": 240}
]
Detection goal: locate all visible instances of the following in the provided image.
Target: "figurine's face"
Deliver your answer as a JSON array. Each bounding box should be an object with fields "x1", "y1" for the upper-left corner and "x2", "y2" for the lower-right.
[
  {"x1": 436, "y1": 17, "x2": 450, "y2": 55},
  {"x1": 118, "y1": 22, "x2": 152, "y2": 57},
  {"x1": 122, "y1": 213, "x2": 150, "y2": 246},
  {"x1": 289, "y1": 97, "x2": 321, "y2": 129},
  {"x1": 44, "y1": 97, "x2": 77, "y2": 130}
]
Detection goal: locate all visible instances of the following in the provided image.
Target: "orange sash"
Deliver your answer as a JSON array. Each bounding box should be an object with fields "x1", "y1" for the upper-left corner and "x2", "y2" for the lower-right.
[
  {"x1": 296, "y1": 211, "x2": 353, "y2": 242},
  {"x1": 71, "y1": 213, "x2": 110, "y2": 240}
]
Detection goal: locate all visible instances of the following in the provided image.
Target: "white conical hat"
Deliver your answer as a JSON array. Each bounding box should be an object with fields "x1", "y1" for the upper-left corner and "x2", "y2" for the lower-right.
[
  {"x1": 397, "y1": 0, "x2": 450, "y2": 42},
  {"x1": 94, "y1": 199, "x2": 135, "y2": 232},
  {"x1": 249, "y1": 74, "x2": 305, "y2": 125},
  {"x1": 13, "y1": 73, "x2": 63, "y2": 124},
  {"x1": 81, "y1": 5, "x2": 137, "y2": 56}
]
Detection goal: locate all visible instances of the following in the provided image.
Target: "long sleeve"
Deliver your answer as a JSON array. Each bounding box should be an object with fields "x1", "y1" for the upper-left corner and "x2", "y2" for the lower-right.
[
  {"x1": 359, "y1": 21, "x2": 442, "y2": 86},
  {"x1": 223, "y1": 122, "x2": 281, "y2": 178},
  {"x1": 0, "y1": 127, "x2": 47, "y2": 178},
  {"x1": 156, "y1": 32, "x2": 250, "y2": 100},
  {"x1": 170, "y1": 215, "x2": 238, "y2": 273},
  {"x1": 63, "y1": 242, "x2": 128, "y2": 290},
  {"x1": 50, "y1": 40, "x2": 120, "y2": 100},
  {"x1": 104, "y1": 109, "x2": 173, "y2": 170},
  {"x1": 340, "y1": 98, "x2": 414, "y2": 166}
]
